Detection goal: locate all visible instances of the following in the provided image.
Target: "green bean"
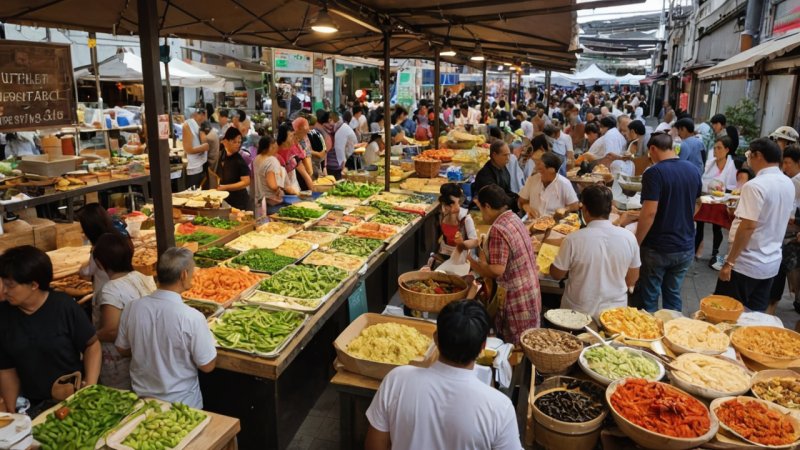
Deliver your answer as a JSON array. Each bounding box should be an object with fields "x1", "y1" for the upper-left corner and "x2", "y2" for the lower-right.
[
  {"x1": 258, "y1": 265, "x2": 348, "y2": 300},
  {"x1": 32, "y1": 385, "x2": 139, "y2": 449},
  {"x1": 211, "y1": 306, "x2": 306, "y2": 354},
  {"x1": 122, "y1": 401, "x2": 206, "y2": 450}
]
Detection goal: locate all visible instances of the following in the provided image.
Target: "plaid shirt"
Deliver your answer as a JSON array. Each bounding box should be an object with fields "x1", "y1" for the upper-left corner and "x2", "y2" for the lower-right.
[{"x1": 487, "y1": 210, "x2": 541, "y2": 344}]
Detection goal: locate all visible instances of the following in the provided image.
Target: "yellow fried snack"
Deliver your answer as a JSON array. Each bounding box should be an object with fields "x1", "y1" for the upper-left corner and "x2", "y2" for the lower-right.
[
  {"x1": 347, "y1": 323, "x2": 431, "y2": 365},
  {"x1": 672, "y1": 353, "x2": 751, "y2": 394},
  {"x1": 665, "y1": 318, "x2": 729, "y2": 353},
  {"x1": 600, "y1": 307, "x2": 663, "y2": 340},
  {"x1": 732, "y1": 327, "x2": 800, "y2": 359}
]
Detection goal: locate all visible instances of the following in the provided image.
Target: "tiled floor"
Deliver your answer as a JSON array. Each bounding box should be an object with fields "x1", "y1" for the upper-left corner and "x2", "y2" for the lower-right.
[{"x1": 287, "y1": 225, "x2": 800, "y2": 449}]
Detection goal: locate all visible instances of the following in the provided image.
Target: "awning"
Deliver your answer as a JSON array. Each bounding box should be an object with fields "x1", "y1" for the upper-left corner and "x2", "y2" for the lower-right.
[
  {"x1": 185, "y1": 60, "x2": 262, "y2": 83},
  {"x1": 74, "y1": 51, "x2": 226, "y2": 90},
  {"x1": 698, "y1": 31, "x2": 800, "y2": 80},
  {"x1": 639, "y1": 72, "x2": 667, "y2": 85},
  {"x1": 0, "y1": 0, "x2": 585, "y2": 72}
]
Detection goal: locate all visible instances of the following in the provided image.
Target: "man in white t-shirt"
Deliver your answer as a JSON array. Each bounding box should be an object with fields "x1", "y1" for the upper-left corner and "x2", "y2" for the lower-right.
[
  {"x1": 116, "y1": 248, "x2": 216, "y2": 409},
  {"x1": 182, "y1": 108, "x2": 210, "y2": 189},
  {"x1": 550, "y1": 185, "x2": 641, "y2": 318},
  {"x1": 365, "y1": 301, "x2": 522, "y2": 450},
  {"x1": 518, "y1": 152, "x2": 579, "y2": 218},
  {"x1": 715, "y1": 138, "x2": 795, "y2": 311}
]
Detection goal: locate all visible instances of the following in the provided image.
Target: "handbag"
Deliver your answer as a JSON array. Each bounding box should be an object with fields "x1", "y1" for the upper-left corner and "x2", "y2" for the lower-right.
[{"x1": 51, "y1": 371, "x2": 82, "y2": 402}]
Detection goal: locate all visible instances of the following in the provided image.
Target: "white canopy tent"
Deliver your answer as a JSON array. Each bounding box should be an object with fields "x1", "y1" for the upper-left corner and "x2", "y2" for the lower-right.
[
  {"x1": 74, "y1": 51, "x2": 226, "y2": 90},
  {"x1": 618, "y1": 73, "x2": 646, "y2": 85},
  {"x1": 526, "y1": 66, "x2": 642, "y2": 87},
  {"x1": 571, "y1": 64, "x2": 617, "y2": 84}
]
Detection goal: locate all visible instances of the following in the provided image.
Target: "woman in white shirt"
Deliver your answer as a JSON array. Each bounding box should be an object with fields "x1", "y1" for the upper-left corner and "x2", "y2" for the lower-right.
[
  {"x1": 364, "y1": 133, "x2": 384, "y2": 166},
  {"x1": 518, "y1": 152, "x2": 580, "y2": 219},
  {"x1": 702, "y1": 136, "x2": 738, "y2": 192},
  {"x1": 696, "y1": 135, "x2": 738, "y2": 268},
  {"x1": 436, "y1": 183, "x2": 479, "y2": 259},
  {"x1": 92, "y1": 232, "x2": 156, "y2": 390}
]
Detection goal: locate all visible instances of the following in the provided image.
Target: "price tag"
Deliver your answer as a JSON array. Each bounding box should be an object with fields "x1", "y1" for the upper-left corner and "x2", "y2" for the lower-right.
[{"x1": 158, "y1": 114, "x2": 169, "y2": 140}]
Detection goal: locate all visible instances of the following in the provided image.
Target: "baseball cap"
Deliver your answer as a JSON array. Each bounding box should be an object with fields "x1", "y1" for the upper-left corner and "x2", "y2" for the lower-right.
[{"x1": 770, "y1": 126, "x2": 799, "y2": 143}]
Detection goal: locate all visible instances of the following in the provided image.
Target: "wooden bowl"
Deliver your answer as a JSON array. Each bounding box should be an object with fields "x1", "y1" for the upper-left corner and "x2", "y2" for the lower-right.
[
  {"x1": 606, "y1": 379, "x2": 719, "y2": 450},
  {"x1": 662, "y1": 318, "x2": 729, "y2": 355},
  {"x1": 700, "y1": 295, "x2": 743, "y2": 324},
  {"x1": 667, "y1": 354, "x2": 752, "y2": 400},
  {"x1": 710, "y1": 396, "x2": 800, "y2": 449},
  {"x1": 398, "y1": 271, "x2": 468, "y2": 313},
  {"x1": 750, "y1": 369, "x2": 800, "y2": 410},
  {"x1": 731, "y1": 326, "x2": 800, "y2": 369},
  {"x1": 578, "y1": 344, "x2": 665, "y2": 386}
]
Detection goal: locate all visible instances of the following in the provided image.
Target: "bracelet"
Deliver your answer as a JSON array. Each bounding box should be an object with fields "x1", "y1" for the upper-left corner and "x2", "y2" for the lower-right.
[{"x1": 724, "y1": 260, "x2": 735, "y2": 268}]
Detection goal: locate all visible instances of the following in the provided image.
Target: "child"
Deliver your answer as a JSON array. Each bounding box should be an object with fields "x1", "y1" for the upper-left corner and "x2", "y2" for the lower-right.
[{"x1": 437, "y1": 183, "x2": 479, "y2": 261}]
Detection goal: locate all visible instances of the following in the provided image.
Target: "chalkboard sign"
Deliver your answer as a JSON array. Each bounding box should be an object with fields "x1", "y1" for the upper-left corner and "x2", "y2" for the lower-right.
[{"x1": 0, "y1": 40, "x2": 77, "y2": 132}]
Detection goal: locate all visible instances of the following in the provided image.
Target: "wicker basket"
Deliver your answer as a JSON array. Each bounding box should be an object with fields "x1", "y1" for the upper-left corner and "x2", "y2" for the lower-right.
[
  {"x1": 414, "y1": 159, "x2": 442, "y2": 178},
  {"x1": 700, "y1": 295, "x2": 743, "y2": 323},
  {"x1": 398, "y1": 271, "x2": 468, "y2": 313},
  {"x1": 520, "y1": 328, "x2": 583, "y2": 375}
]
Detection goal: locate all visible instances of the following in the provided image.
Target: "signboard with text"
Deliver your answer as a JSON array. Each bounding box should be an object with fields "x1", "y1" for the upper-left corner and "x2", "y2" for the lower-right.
[
  {"x1": 273, "y1": 49, "x2": 313, "y2": 73},
  {"x1": 0, "y1": 40, "x2": 77, "y2": 132},
  {"x1": 396, "y1": 69, "x2": 416, "y2": 109}
]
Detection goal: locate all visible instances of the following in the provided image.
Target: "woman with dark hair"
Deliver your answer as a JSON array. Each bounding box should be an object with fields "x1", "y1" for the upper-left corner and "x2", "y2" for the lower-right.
[
  {"x1": 277, "y1": 121, "x2": 308, "y2": 189},
  {"x1": 254, "y1": 135, "x2": 294, "y2": 217},
  {"x1": 0, "y1": 246, "x2": 100, "y2": 415},
  {"x1": 468, "y1": 185, "x2": 541, "y2": 344},
  {"x1": 92, "y1": 233, "x2": 156, "y2": 389},
  {"x1": 217, "y1": 126, "x2": 251, "y2": 211},
  {"x1": 436, "y1": 183, "x2": 479, "y2": 260},
  {"x1": 78, "y1": 203, "x2": 125, "y2": 303},
  {"x1": 391, "y1": 107, "x2": 411, "y2": 145},
  {"x1": 696, "y1": 136, "x2": 739, "y2": 267}
]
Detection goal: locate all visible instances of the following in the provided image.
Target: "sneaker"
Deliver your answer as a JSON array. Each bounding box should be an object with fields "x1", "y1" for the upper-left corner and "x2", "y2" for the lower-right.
[
  {"x1": 707, "y1": 254, "x2": 718, "y2": 269},
  {"x1": 710, "y1": 255, "x2": 724, "y2": 271}
]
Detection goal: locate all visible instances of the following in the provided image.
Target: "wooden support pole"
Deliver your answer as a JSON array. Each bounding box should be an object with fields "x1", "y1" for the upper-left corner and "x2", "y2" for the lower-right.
[
  {"x1": 481, "y1": 61, "x2": 487, "y2": 122},
  {"x1": 433, "y1": 51, "x2": 441, "y2": 143},
  {"x1": 383, "y1": 29, "x2": 392, "y2": 191},
  {"x1": 138, "y1": 0, "x2": 175, "y2": 255}
]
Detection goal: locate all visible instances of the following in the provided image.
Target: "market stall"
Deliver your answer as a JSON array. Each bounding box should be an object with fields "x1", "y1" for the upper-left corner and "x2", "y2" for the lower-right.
[{"x1": 169, "y1": 182, "x2": 443, "y2": 449}]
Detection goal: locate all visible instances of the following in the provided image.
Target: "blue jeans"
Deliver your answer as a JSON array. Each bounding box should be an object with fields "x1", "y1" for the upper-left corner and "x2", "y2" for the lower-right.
[{"x1": 639, "y1": 246, "x2": 694, "y2": 313}]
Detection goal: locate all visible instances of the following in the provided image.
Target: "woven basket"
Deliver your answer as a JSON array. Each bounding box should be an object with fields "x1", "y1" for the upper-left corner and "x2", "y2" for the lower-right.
[
  {"x1": 699, "y1": 295, "x2": 743, "y2": 323},
  {"x1": 414, "y1": 159, "x2": 442, "y2": 178},
  {"x1": 520, "y1": 328, "x2": 583, "y2": 375},
  {"x1": 398, "y1": 271, "x2": 468, "y2": 313}
]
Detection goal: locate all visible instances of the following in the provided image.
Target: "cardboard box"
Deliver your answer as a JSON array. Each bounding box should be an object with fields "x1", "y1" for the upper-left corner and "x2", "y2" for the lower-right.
[
  {"x1": 28, "y1": 217, "x2": 57, "y2": 251},
  {"x1": 56, "y1": 222, "x2": 85, "y2": 248},
  {"x1": 334, "y1": 313, "x2": 438, "y2": 380},
  {"x1": 0, "y1": 228, "x2": 35, "y2": 252}
]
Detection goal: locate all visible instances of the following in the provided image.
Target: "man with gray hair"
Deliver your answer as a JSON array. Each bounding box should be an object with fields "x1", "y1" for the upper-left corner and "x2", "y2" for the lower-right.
[{"x1": 116, "y1": 247, "x2": 216, "y2": 408}]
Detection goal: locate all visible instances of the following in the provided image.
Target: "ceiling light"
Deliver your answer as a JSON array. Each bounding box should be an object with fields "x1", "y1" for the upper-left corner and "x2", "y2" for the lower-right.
[
  {"x1": 440, "y1": 40, "x2": 456, "y2": 57},
  {"x1": 311, "y1": 7, "x2": 338, "y2": 33},
  {"x1": 503, "y1": 62, "x2": 511, "y2": 66},
  {"x1": 497, "y1": 65, "x2": 504, "y2": 71},
  {"x1": 470, "y1": 43, "x2": 485, "y2": 61}
]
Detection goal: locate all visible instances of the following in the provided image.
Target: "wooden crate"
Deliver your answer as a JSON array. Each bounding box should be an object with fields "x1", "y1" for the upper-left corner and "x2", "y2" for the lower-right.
[
  {"x1": 0, "y1": 229, "x2": 35, "y2": 252},
  {"x1": 56, "y1": 221, "x2": 85, "y2": 248},
  {"x1": 28, "y1": 217, "x2": 57, "y2": 251}
]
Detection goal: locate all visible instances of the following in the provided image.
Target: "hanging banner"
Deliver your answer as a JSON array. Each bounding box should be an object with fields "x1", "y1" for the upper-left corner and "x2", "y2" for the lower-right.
[
  {"x1": 273, "y1": 49, "x2": 313, "y2": 73},
  {"x1": 396, "y1": 69, "x2": 416, "y2": 109},
  {"x1": 0, "y1": 40, "x2": 77, "y2": 132}
]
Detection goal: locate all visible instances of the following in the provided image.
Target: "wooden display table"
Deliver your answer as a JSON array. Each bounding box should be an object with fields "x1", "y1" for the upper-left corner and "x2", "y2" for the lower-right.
[
  {"x1": 185, "y1": 411, "x2": 241, "y2": 450},
  {"x1": 331, "y1": 369, "x2": 380, "y2": 450},
  {"x1": 200, "y1": 209, "x2": 441, "y2": 450},
  {"x1": 27, "y1": 411, "x2": 239, "y2": 450},
  {"x1": 0, "y1": 175, "x2": 150, "y2": 221}
]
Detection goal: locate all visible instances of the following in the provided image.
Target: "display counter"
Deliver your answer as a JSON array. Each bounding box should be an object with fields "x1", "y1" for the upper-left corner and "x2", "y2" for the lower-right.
[
  {"x1": 200, "y1": 207, "x2": 440, "y2": 450},
  {"x1": 0, "y1": 174, "x2": 150, "y2": 221}
]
